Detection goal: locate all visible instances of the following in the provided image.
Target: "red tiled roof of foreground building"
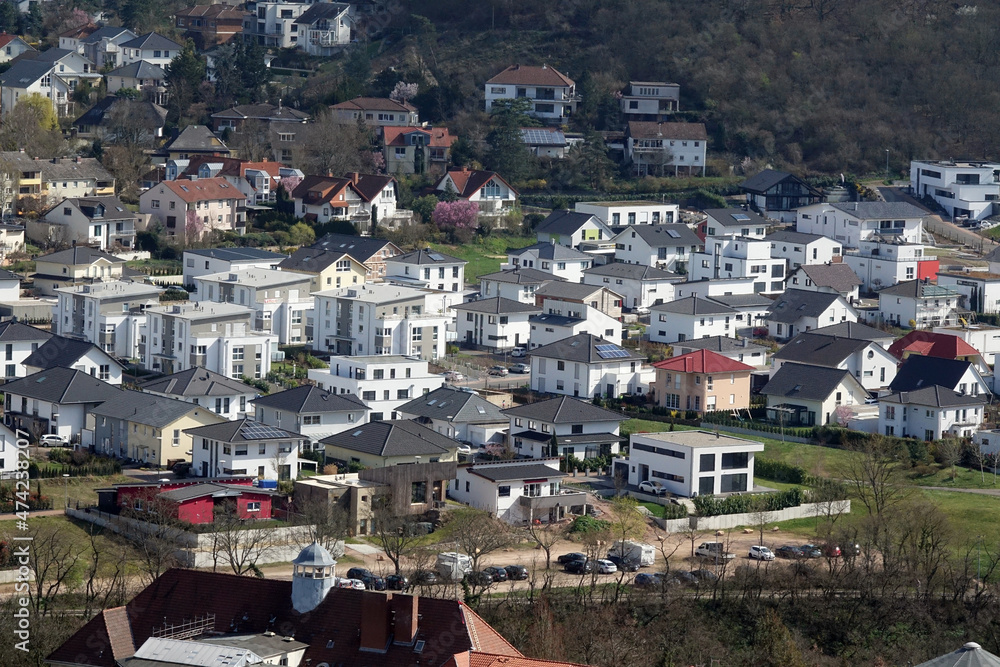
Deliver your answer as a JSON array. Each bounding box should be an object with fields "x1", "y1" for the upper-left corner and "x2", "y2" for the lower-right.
[
  {"x1": 887, "y1": 330, "x2": 981, "y2": 361},
  {"x1": 653, "y1": 349, "x2": 755, "y2": 374}
]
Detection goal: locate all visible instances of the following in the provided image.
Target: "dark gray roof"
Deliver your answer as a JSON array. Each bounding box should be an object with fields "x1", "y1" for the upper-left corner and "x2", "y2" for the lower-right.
[
  {"x1": 703, "y1": 208, "x2": 767, "y2": 228},
  {"x1": 915, "y1": 642, "x2": 1000, "y2": 667},
  {"x1": 883, "y1": 385, "x2": 986, "y2": 408},
  {"x1": 878, "y1": 280, "x2": 960, "y2": 299},
  {"x1": 706, "y1": 293, "x2": 773, "y2": 308},
  {"x1": 650, "y1": 296, "x2": 735, "y2": 315},
  {"x1": 184, "y1": 417, "x2": 304, "y2": 442},
  {"x1": 452, "y1": 297, "x2": 540, "y2": 315},
  {"x1": 890, "y1": 356, "x2": 975, "y2": 393},
  {"x1": 390, "y1": 249, "x2": 464, "y2": 265},
  {"x1": 24, "y1": 336, "x2": 124, "y2": 371},
  {"x1": 120, "y1": 32, "x2": 182, "y2": 51},
  {"x1": 795, "y1": 264, "x2": 862, "y2": 293},
  {"x1": 2, "y1": 367, "x2": 121, "y2": 404},
  {"x1": 470, "y1": 463, "x2": 567, "y2": 482},
  {"x1": 158, "y1": 482, "x2": 280, "y2": 502},
  {"x1": 90, "y1": 389, "x2": 210, "y2": 428},
  {"x1": 760, "y1": 363, "x2": 863, "y2": 401},
  {"x1": 46, "y1": 196, "x2": 134, "y2": 222},
  {"x1": 106, "y1": 61, "x2": 164, "y2": 80},
  {"x1": 829, "y1": 201, "x2": 927, "y2": 219},
  {"x1": 293, "y1": 2, "x2": 350, "y2": 24},
  {"x1": 671, "y1": 335, "x2": 769, "y2": 354},
  {"x1": 528, "y1": 313, "x2": 584, "y2": 327},
  {"x1": 185, "y1": 247, "x2": 286, "y2": 262},
  {"x1": 252, "y1": 385, "x2": 367, "y2": 413},
  {"x1": 767, "y1": 289, "x2": 845, "y2": 324},
  {"x1": 583, "y1": 262, "x2": 680, "y2": 281},
  {"x1": 311, "y1": 233, "x2": 399, "y2": 263},
  {"x1": 530, "y1": 333, "x2": 645, "y2": 364},
  {"x1": 534, "y1": 282, "x2": 610, "y2": 301},
  {"x1": 503, "y1": 394, "x2": 625, "y2": 423},
  {"x1": 508, "y1": 242, "x2": 592, "y2": 261},
  {"x1": 0, "y1": 59, "x2": 53, "y2": 87},
  {"x1": 773, "y1": 333, "x2": 871, "y2": 367},
  {"x1": 165, "y1": 125, "x2": 227, "y2": 152},
  {"x1": 536, "y1": 210, "x2": 609, "y2": 236},
  {"x1": 767, "y1": 230, "x2": 830, "y2": 245},
  {"x1": 740, "y1": 169, "x2": 804, "y2": 194},
  {"x1": 555, "y1": 432, "x2": 620, "y2": 445},
  {"x1": 620, "y1": 224, "x2": 701, "y2": 247},
  {"x1": 811, "y1": 321, "x2": 894, "y2": 342},
  {"x1": 479, "y1": 267, "x2": 563, "y2": 285},
  {"x1": 278, "y1": 247, "x2": 348, "y2": 273},
  {"x1": 139, "y1": 367, "x2": 253, "y2": 398},
  {"x1": 36, "y1": 246, "x2": 123, "y2": 265},
  {"x1": 319, "y1": 419, "x2": 456, "y2": 458},
  {"x1": 0, "y1": 320, "x2": 52, "y2": 343},
  {"x1": 80, "y1": 25, "x2": 134, "y2": 44},
  {"x1": 397, "y1": 386, "x2": 506, "y2": 423},
  {"x1": 30, "y1": 48, "x2": 78, "y2": 64}
]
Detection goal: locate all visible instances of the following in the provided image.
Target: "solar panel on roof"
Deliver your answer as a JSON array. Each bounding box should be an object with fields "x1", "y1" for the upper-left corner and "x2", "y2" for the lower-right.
[
  {"x1": 239, "y1": 423, "x2": 289, "y2": 440},
  {"x1": 428, "y1": 253, "x2": 445, "y2": 261},
  {"x1": 595, "y1": 343, "x2": 630, "y2": 359},
  {"x1": 730, "y1": 213, "x2": 751, "y2": 221},
  {"x1": 665, "y1": 229, "x2": 680, "y2": 238}
]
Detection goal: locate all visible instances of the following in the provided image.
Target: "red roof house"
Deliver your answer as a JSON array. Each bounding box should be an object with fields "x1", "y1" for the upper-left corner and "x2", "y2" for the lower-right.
[
  {"x1": 652, "y1": 349, "x2": 755, "y2": 412},
  {"x1": 887, "y1": 330, "x2": 984, "y2": 365}
]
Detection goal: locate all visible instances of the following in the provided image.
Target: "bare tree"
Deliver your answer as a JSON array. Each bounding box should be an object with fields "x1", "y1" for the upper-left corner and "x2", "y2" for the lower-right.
[
  {"x1": 371, "y1": 493, "x2": 422, "y2": 576},
  {"x1": 8, "y1": 520, "x2": 84, "y2": 615},
  {"x1": 298, "y1": 113, "x2": 378, "y2": 176},
  {"x1": 101, "y1": 98, "x2": 156, "y2": 201},
  {"x1": 840, "y1": 434, "x2": 909, "y2": 519},
  {"x1": 82, "y1": 524, "x2": 134, "y2": 618},
  {"x1": 213, "y1": 501, "x2": 278, "y2": 575},
  {"x1": 748, "y1": 495, "x2": 773, "y2": 547},
  {"x1": 119, "y1": 497, "x2": 182, "y2": 585},
  {"x1": 230, "y1": 119, "x2": 271, "y2": 162},
  {"x1": 293, "y1": 494, "x2": 350, "y2": 557},
  {"x1": 936, "y1": 437, "x2": 962, "y2": 481},
  {"x1": 448, "y1": 508, "x2": 512, "y2": 575},
  {"x1": 525, "y1": 518, "x2": 564, "y2": 571}
]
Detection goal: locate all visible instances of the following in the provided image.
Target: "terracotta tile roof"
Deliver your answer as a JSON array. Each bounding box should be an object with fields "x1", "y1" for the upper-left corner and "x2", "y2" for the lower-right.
[
  {"x1": 60, "y1": 23, "x2": 99, "y2": 39},
  {"x1": 467, "y1": 652, "x2": 593, "y2": 667},
  {"x1": 462, "y1": 605, "x2": 522, "y2": 656},
  {"x1": 291, "y1": 175, "x2": 351, "y2": 205},
  {"x1": 487, "y1": 64, "x2": 574, "y2": 87},
  {"x1": 383, "y1": 125, "x2": 456, "y2": 148},
  {"x1": 330, "y1": 96, "x2": 416, "y2": 113},
  {"x1": 653, "y1": 349, "x2": 755, "y2": 374},
  {"x1": 441, "y1": 169, "x2": 518, "y2": 198},
  {"x1": 888, "y1": 330, "x2": 981, "y2": 361},
  {"x1": 103, "y1": 606, "x2": 136, "y2": 661},
  {"x1": 0, "y1": 34, "x2": 27, "y2": 48},
  {"x1": 160, "y1": 177, "x2": 241, "y2": 203},
  {"x1": 628, "y1": 121, "x2": 708, "y2": 141}
]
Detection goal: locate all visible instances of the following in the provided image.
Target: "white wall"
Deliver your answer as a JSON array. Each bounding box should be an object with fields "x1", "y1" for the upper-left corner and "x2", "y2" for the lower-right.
[
  {"x1": 881, "y1": 400, "x2": 983, "y2": 440},
  {"x1": 649, "y1": 310, "x2": 735, "y2": 344}
]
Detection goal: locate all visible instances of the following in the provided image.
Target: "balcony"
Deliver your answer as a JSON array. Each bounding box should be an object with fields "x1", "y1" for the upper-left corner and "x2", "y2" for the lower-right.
[{"x1": 517, "y1": 489, "x2": 589, "y2": 516}]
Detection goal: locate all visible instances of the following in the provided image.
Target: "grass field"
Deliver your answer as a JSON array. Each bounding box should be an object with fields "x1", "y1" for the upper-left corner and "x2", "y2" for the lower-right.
[{"x1": 428, "y1": 233, "x2": 536, "y2": 281}]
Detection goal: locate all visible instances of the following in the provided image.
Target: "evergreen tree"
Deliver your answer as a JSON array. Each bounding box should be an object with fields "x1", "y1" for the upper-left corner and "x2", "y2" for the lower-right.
[
  {"x1": 485, "y1": 98, "x2": 534, "y2": 183},
  {"x1": 164, "y1": 42, "x2": 206, "y2": 123}
]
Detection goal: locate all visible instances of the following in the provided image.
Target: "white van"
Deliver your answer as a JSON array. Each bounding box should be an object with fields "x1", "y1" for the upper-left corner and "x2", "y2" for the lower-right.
[
  {"x1": 436, "y1": 552, "x2": 473, "y2": 581},
  {"x1": 511, "y1": 346, "x2": 527, "y2": 357}
]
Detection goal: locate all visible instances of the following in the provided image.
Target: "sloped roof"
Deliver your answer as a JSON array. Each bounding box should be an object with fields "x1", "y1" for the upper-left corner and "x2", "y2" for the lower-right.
[
  {"x1": 176, "y1": 4, "x2": 245, "y2": 19},
  {"x1": 915, "y1": 642, "x2": 1000, "y2": 667},
  {"x1": 184, "y1": 417, "x2": 304, "y2": 442},
  {"x1": 487, "y1": 64, "x2": 574, "y2": 87},
  {"x1": 653, "y1": 349, "x2": 754, "y2": 374},
  {"x1": 529, "y1": 333, "x2": 645, "y2": 364},
  {"x1": 440, "y1": 169, "x2": 517, "y2": 198},
  {"x1": 24, "y1": 336, "x2": 125, "y2": 371},
  {"x1": 619, "y1": 223, "x2": 702, "y2": 247},
  {"x1": 120, "y1": 32, "x2": 182, "y2": 51},
  {"x1": 0, "y1": 320, "x2": 52, "y2": 343},
  {"x1": 760, "y1": 362, "x2": 863, "y2": 401},
  {"x1": 36, "y1": 245, "x2": 124, "y2": 265},
  {"x1": 185, "y1": 247, "x2": 286, "y2": 262},
  {"x1": 773, "y1": 332, "x2": 872, "y2": 367},
  {"x1": 2, "y1": 367, "x2": 121, "y2": 404},
  {"x1": 811, "y1": 321, "x2": 894, "y2": 342},
  {"x1": 90, "y1": 389, "x2": 213, "y2": 428},
  {"x1": 767, "y1": 229, "x2": 830, "y2": 245},
  {"x1": 503, "y1": 394, "x2": 624, "y2": 423},
  {"x1": 890, "y1": 356, "x2": 976, "y2": 393},
  {"x1": 795, "y1": 264, "x2": 862, "y2": 293},
  {"x1": 703, "y1": 208, "x2": 767, "y2": 229},
  {"x1": 767, "y1": 289, "x2": 845, "y2": 323},
  {"x1": 583, "y1": 262, "x2": 680, "y2": 281},
  {"x1": 391, "y1": 248, "x2": 464, "y2": 265},
  {"x1": 830, "y1": 201, "x2": 928, "y2": 219},
  {"x1": 106, "y1": 60, "x2": 165, "y2": 80},
  {"x1": 878, "y1": 279, "x2": 960, "y2": 299},
  {"x1": 80, "y1": 25, "x2": 135, "y2": 44},
  {"x1": 520, "y1": 127, "x2": 566, "y2": 146},
  {"x1": 290, "y1": 175, "x2": 352, "y2": 205},
  {"x1": 536, "y1": 210, "x2": 608, "y2": 236},
  {"x1": 650, "y1": 296, "x2": 734, "y2": 316},
  {"x1": 508, "y1": 242, "x2": 592, "y2": 261},
  {"x1": 672, "y1": 335, "x2": 769, "y2": 354},
  {"x1": 706, "y1": 293, "x2": 773, "y2": 309},
  {"x1": 294, "y1": 2, "x2": 350, "y2": 24},
  {"x1": 278, "y1": 247, "x2": 356, "y2": 273},
  {"x1": 470, "y1": 463, "x2": 567, "y2": 482},
  {"x1": 888, "y1": 330, "x2": 981, "y2": 361},
  {"x1": 534, "y1": 281, "x2": 609, "y2": 301},
  {"x1": 627, "y1": 121, "x2": 708, "y2": 141},
  {"x1": 252, "y1": 385, "x2": 367, "y2": 414},
  {"x1": 883, "y1": 385, "x2": 986, "y2": 409},
  {"x1": 310, "y1": 233, "x2": 399, "y2": 263},
  {"x1": 452, "y1": 297, "x2": 541, "y2": 315},
  {"x1": 382, "y1": 125, "x2": 454, "y2": 148},
  {"x1": 351, "y1": 174, "x2": 394, "y2": 202},
  {"x1": 158, "y1": 177, "x2": 241, "y2": 203},
  {"x1": 479, "y1": 267, "x2": 563, "y2": 285},
  {"x1": 46, "y1": 196, "x2": 133, "y2": 221},
  {"x1": 330, "y1": 96, "x2": 416, "y2": 113},
  {"x1": 398, "y1": 386, "x2": 505, "y2": 423},
  {"x1": 740, "y1": 169, "x2": 810, "y2": 194},
  {"x1": 319, "y1": 419, "x2": 457, "y2": 457},
  {"x1": 165, "y1": 125, "x2": 228, "y2": 152},
  {"x1": 139, "y1": 367, "x2": 253, "y2": 398},
  {"x1": 0, "y1": 59, "x2": 53, "y2": 87},
  {"x1": 0, "y1": 34, "x2": 32, "y2": 49},
  {"x1": 211, "y1": 103, "x2": 310, "y2": 122}
]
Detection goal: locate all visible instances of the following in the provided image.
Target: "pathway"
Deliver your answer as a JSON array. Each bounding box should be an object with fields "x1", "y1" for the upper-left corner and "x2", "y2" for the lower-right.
[{"x1": 919, "y1": 485, "x2": 1000, "y2": 497}]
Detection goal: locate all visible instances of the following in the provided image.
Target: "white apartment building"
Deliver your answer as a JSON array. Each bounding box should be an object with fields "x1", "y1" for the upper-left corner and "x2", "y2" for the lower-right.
[
  {"x1": 702, "y1": 208, "x2": 768, "y2": 240},
  {"x1": 648, "y1": 296, "x2": 739, "y2": 343},
  {"x1": 620, "y1": 81, "x2": 680, "y2": 122},
  {"x1": 453, "y1": 297, "x2": 540, "y2": 351},
  {"x1": 581, "y1": 263, "x2": 681, "y2": 312},
  {"x1": 575, "y1": 201, "x2": 680, "y2": 226},
  {"x1": 689, "y1": 236, "x2": 786, "y2": 294},
  {"x1": 384, "y1": 249, "x2": 467, "y2": 294},
  {"x1": 910, "y1": 160, "x2": 1000, "y2": 221},
  {"x1": 309, "y1": 355, "x2": 445, "y2": 421},
  {"x1": 119, "y1": 33, "x2": 182, "y2": 68},
  {"x1": 626, "y1": 121, "x2": 707, "y2": 176},
  {"x1": 880, "y1": 387, "x2": 985, "y2": 440},
  {"x1": 796, "y1": 201, "x2": 927, "y2": 248},
  {"x1": 141, "y1": 301, "x2": 277, "y2": 379},
  {"x1": 0, "y1": 321, "x2": 51, "y2": 382},
  {"x1": 504, "y1": 243, "x2": 592, "y2": 283},
  {"x1": 842, "y1": 239, "x2": 933, "y2": 292},
  {"x1": 312, "y1": 284, "x2": 454, "y2": 362},
  {"x1": 766, "y1": 289, "x2": 858, "y2": 341},
  {"x1": 187, "y1": 417, "x2": 304, "y2": 481},
  {"x1": 612, "y1": 224, "x2": 703, "y2": 273},
  {"x1": 877, "y1": 280, "x2": 964, "y2": 329},
  {"x1": 933, "y1": 324, "x2": 1000, "y2": 366},
  {"x1": 484, "y1": 64, "x2": 577, "y2": 123},
  {"x1": 253, "y1": 384, "x2": 369, "y2": 448},
  {"x1": 479, "y1": 268, "x2": 560, "y2": 304},
  {"x1": 193, "y1": 268, "x2": 313, "y2": 345},
  {"x1": 243, "y1": 0, "x2": 310, "y2": 49},
  {"x1": 529, "y1": 333, "x2": 652, "y2": 398},
  {"x1": 767, "y1": 230, "x2": 843, "y2": 269},
  {"x1": 621, "y1": 431, "x2": 764, "y2": 497},
  {"x1": 54, "y1": 281, "x2": 162, "y2": 359},
  {"x1": 183, "y1": 247, "x2": 286, "y2": 290},
  {"x1": 936, "y1": 272, "x2": 1000, "y2": 315}
]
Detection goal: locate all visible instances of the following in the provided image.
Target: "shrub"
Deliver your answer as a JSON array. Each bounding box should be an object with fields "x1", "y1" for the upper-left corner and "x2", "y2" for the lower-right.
[
  {"x1": 568, "y1": 515, "x2": 610, "y2": 534},
  {"x1": 693, "y1": 488, "x2": 803, "y2": 517},
  {"x1": 754, "y1": 459, "x2": 806, "y2": 484},
  {"x1": 661, "y1": 503, "x2": 688, "y2": 520}
]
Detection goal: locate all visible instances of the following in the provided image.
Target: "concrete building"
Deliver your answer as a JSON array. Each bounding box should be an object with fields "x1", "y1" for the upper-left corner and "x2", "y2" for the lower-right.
[
  {"x1": 535, "y1": 210, "x2": 613, "y2": 248},
  {"x1": 452, "y1": 459, "x2": 586, "y2": 525},
  {"x1": 3, "y1": 367, "x2": 120, "y2": 445},
  {"x1": 784, "y1": 263, "x2": 862, "y2": 302},
  {"x1": 670, "y1": 335, "x2": 772, "y2": 371},
  {"x1": 505, "y1": 243, "x2": 592, "y2": 283},
  {"x1": 626, "y1": 121, "x2": 707, "y2": 176},
  {"x1": 139, "y1": 177, "x2": 244, "y2": 241},
  {"x1": 382, "y1": 126, "x2": 454, "y2": 176},
  {"x1": 877, "y1": 280, "x2": 964, "y2": 329},
  {"x1": 910, "y1": 160, "x2": 1000, "y2": 221},
  {"x1": 768, "y1": 230, "x2": 843, "y2": 269},
  {"x1": 294, "y1": 3, "x2": 352, "y2": 56},
  {"x1": 32, "y1": 246, "x2": 125, "y2": 297},
  {"x1": 433, "y1": 169, "x2": 518, "y2": 216},
  {"x1": 0, "y1": 320, "x2": 51, "y2": 382},
  {"x1": 309, "y1": 355, "x2": 444, "y2": 421},
  {"x1": 937, "y1": 272, "x2": 1000, "y2": 315},
  {"x1": 329, "y1": 97, "x2": 419, "y2": 127},
  {"x1": 503, "y1": 395, "x2": 623, "y2": 461},
  {"x1": 740, "y1": 169, "x2": 823, "y2": 223},
  {"x1": 881, "y1": 385, "x2": 985, "y2": 440},
  {"x1": 293, "y1": 233, "x2": 400, "y2": 283},
  {"x1": 766, "y1": 289, "x2": 858, "y2": 341},
  {"x1": 796, "y1": 201, "x2": 927, "y2": 248},
  {"x1": 384, "y1": 249, "x2": 467, "y2": 293},
  {"x1": 529, "y1": 333, "x2": 650, "y2": 398},
  {"x1": 182, "y1": 247, "x2": 286, "y2": 290},
  {"x1": 620, "y1": 81, "x2": 680, "y2": 122},
  {"x1": 843, "y1": 238, "x2": 938, "y2": 293},
  {"x1": 771, "y1": 332, "x2": 898, "y2": 392},
  {"x1": 582, "y1": 262, "x2": 681, "y2": 312},
  {"x1": 576, "y1": 201, "x2": 680, "y2": 226},
  {"x1": 452, "y1": 297, "x2": 539, "y2": 351},
  {"x1": 612, "y1": 223, "x2": 702, "y2": 273},
  {"x1": 24, "y1": 335, "x2": 125, "y2": 385},
  {"x1": 53, "y1": 280, "x2": 162, "y2": 359},
  {"x1": 701, "y1": 208, "x2": 768, "y2": 240},
  {"x1": 35, "y1": 196, "x2": 137, "y2": 250},
  {"x1": 652, "y1": 349, "x2": 754, "y2": 413},
  {"x1": 485, "y1": 64, "x2": 577, "y2": 123},
  {"x1": 119, "y1": 32, "x2": 182, "y2": 67},
  {"x1": 649, "y1": 296, "x2": 739, "y2": 343},
  {"x1": 187, "y1": 417, "x2": 304, "y2": 480},
  {"x1": 479, "y1": 267, "x2": 561, "y2": 304},
  {"x1": 277, "y1": 248, "x2": 366, "y2": 293},
  {"x1": 689, "y1": 236, "x2": 786, "y2": 294}
]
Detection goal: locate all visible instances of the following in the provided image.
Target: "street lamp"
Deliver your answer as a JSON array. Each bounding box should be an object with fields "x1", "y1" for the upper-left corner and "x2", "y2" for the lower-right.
[
  {"x1": 885, "y1": 149, "x2": 890, "y2": 182},
  {"x1": 62, "y1": 473, "x2": 70, "y2": 509}
]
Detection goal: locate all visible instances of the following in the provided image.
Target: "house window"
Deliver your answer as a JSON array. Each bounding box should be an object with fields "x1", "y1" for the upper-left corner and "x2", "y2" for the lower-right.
[
  {"x1": 246, "y1": 501, "x2": 261, "y2": 512},
  {"x1": 411, "y1": 481, "x2": 427, "y2": 504},
  {"x1": 498, "y1": 485, "x2": 511, "y2": 497},
  {"x1": 525, "y1": 483, "x2": 541, "y2": 497}
]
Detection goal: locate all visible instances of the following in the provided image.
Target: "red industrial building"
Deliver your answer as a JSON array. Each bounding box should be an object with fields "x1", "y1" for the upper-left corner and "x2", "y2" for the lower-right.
[{"x1": 97, "y1": 478, "x2": 280, "y2": 524}]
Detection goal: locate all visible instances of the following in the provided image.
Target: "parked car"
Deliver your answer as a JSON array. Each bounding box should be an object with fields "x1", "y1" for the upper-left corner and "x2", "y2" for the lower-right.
[
  {"x1": 509, "y1": 363, "x2": 530, "y2": 374},
  {"x1": 346, "y1": 567, "x2": 386, "y2": 591},
  {"x1": 634, "y1": 572, "x2": 664, "y2": 588},
  {"x1": 488, "y1": 365, "x2": 509, "y2": 377},
  {"x1": 456, "y1": 443, "x2": 473, "y2": 455},
  {"x1": 466, "y1": 571, "x2": 494, "y2": 586},
  {"x1": 667, "y1": 571, "x2": 699, "y2": 586},
  {"x1": 504, "y1": 565, "x2": 529, "y2": 580},
  {"x1": 775, "y1": 545, "x2": 804, "y2": 559},
  {"x1": 606, "y1": 555, "x2": 640, "y2": 572},
  {"x1": 557, "y1": 552, "x2": 587, "y2": 564},
  {"x1": 444, "y1": 371, "x2": 465, "y2": 382},
  {"x1": 695, "y1": 542, "x2": 735, "y2": 560},
  {"x1": 482, "y1": 566, "x2": 508, "y2": 583},
  {"x1": 411, "y1": 570, "x2": 439, "y2": 586},
  {"x1": 822, "y1": 544, "x2": 842, "y2": 558},
  {"x1": 456, "y1": 387, "x2": 479, "y2": 395},
  {"x1": 799, "y1": 544, "x2": 823, "y2": 559},
  {"x1": 748, "y1": 545, "x2": 775, "y2": 561},
  {"x1": 689, "y1": 569, "x2": 720, "y2": 583},
  {"x1": 564, "y1": 559, "x2": 595, "y2": 574},
  {"x1": 511, "y1": 347, "x2": 527, "y2": 357},
  {"x1": 336, "y1": 578, "x2": 366, "y2": 590},
  {"x1": 39, "y1": 434, "x2": 68, "y2": 447},
  {"x1": 634, "y1": 306, "x2": 650, "y2": 315},
  {"x1": 595, "y1": 559, "x2": 618, "y2": 574},
  {"x1": 385, "y1": 574, "x2": 409, "y2": 591},
  {"x1": 638, "y1": 481, "x2": 667, "y2": 496}
]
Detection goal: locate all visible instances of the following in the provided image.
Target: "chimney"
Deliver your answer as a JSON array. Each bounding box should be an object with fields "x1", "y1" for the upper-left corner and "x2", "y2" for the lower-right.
[
  {"x1": 360, "y1": 594, "x2": 392, "y2": 652},
  {"x1": 349, "y1": 172, "x2": 360, "y2": 185},
  {"x1": 390, "y1": 594, "x2": 419, "y2": 645}
]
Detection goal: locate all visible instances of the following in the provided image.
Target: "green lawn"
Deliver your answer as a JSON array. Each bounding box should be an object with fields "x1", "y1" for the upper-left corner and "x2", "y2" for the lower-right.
[
  {"x1": 638, "y1": 501, "x2": 666, "y2": 518},
  {"x1": 428, "y1": 233, "x2": 536, "y2": 281},
  {"x1": 918, "y1": 489, "x2": 1000, "y2": 540}
]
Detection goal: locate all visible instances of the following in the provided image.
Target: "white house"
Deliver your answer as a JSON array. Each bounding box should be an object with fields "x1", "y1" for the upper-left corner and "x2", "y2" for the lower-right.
[
  {"x1": 0, "y1": 423, "x2": 22, "y2": 478},
  {"x1": 398, "y1": 385, "x2": 507, "y2": 447},
  {"x1": 452, "y1": 459, "x2": 583, "y2": 525},
  {"x1": 505, "y1": 242, "x2": 592, "y2": 283},
  {"x1": 672, "y1": 277, "x2": 757, "y2": 300},
  {"x1": 582, "y1": 262, "x2": 681, "y2": 312},
  {"x1": 910, "y1": 160, "x2": 1000, "y2": 221},
  {"x1": 880, "y1": 386, "x2": 985, "y2": 440},
  {"x1": 139, "y1": 367, "x2": 258, "y2": 421},
  {"x1": 877, "y1": 280, "x2": 964, "y2": 329},
  {"x1": 119, "y1": 32, "x2": 182, "y2": 67},
  {"x1": 3, "y1": 367, "x2": 120, "y2": 445},
  {"x1": 479, "y1": 267, "x2": 562, "y2": 304},
  {"x1": 384, "y1": 249, "x2": 467, "y2": 293},
  {"x1": 784, "y1": 263, "x2": 862, "y2": 302},
  {"x1": 253, "y1": 384, "x2": 369, "y2": 450},
  {"x1": 502, "y1": 394, "x2": 623, "y2": 460},
  {"x1": 24, "y1": 335, "x2": 125, "y2": 386},
  {"x1": 702, "y1": 208, "x2": 768, "y2": 240},
  {"x1": 452, "y1": 297, "x2": 540, "y2": 351},
  {"x1": 434, "y1": 169, "x2": 518, "y2": 216},
  {"x1": 771, "y1": 332, "x2": 898, "y2": 391},
  {"x1": 0, "y1": 59, "x2": 74, "y2": 117},
  {"x1": 648, "y1": 296, "x2": 739, "y2": 343},
  {"x1": 535, "y1": 210, "x2": 613, "y2": 248},
  {"x1": 933, "y1": 324, "x2": 1000, "y2": 366},
  {"x1": 768, "y1": 230, "x2": 842, "y2": 269},
  {"x1": 484, "y1": 64, "x2": 577, "y2": 123},
  {"x1": 529, "y1": 333, "x2": 651, "y2": 398},
  {"x1": 766, "y1": 289, "x2": 858, "y2": 341},
  {"x1": 576, "y1": 201, "x2": 680, "y2": 226},
  {"x1": 936, "y1": 272, "x2": 1000, "y2": 315},
  {"x1": 842, "y1": 239, "x2": 935, "y2": 293},
  {"x1": 761, "y1": 362, "x2": 870, "y2": 427},
  {"x1": 187, "y1": 417, "x2": 304, "y2": 481},
  {"x1": 104, "y1": 61, "x2": 165, "y2": 103},
  {"x1": 0, "y1": 34, "x2": 34, "y2": 63},
  {"x1": 308, "y1": 355, "x2": 444, "y2": 422},
  {"x1": 796, "y1": 201, "x2": 927, "y2": 248},
  {"x1": 889, "y1": 355, "x2": 991, "y2": 399},
  {"x1": 527, "y1": 313, "x2": 604, "y2": 350},
  {"x1": 0, "y1": 320, "x2": 52, "y2": 382},
  {"x1": 620, "y1": 81, "x2": 680, "y2": 122},
  {"x1": 622, "y1": 430, "x2": 764, "y2": 497},
  {"x1": 36, "y1": 196, "x2": 137, "y2": 250},
  {"x1": 612, "y1": 224, "x2": 702, "y2": 273},
  {"x1": 53, "y1": 280, "x2": 162, "y2": 359},
  {"x1": 626, "y1": 121, "x2": 707, "y2": 176},
  {"x1": 0, "y1": 267, "x2": 21, "y2": 302},
  {"x1": 183, "y1": 247, "x2": 286, "y2": 290},
  {"x1": 689, "y1": 236, "x2": 786, "y2": 294},
  {"x1": 293, "y1": 2, "x2": 352, "y2": 56}
]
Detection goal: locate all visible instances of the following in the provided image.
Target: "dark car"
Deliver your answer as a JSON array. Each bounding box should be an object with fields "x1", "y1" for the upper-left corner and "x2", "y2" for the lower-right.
[
  {"x1": 689, "y1": 569, "x2": 719, "y2": 583},
  {"x1": 467, "y1": 571, "x2": 494, "y2": 586},
  {"x1": 411, "y1": 570, "x2": 439, "y2": 586},
  {"x1": 385, "y1": 574, "x2": 409, "y2": 591},
  {"x1": 346, "y1": 567, "x2": 386, "y2": 591},
  {"x1": 564, "y1": 559, "x2": 595, "y2": 574},
  {"x1": 557, "y1": 552, "x2": 587, "y2": 564},
  {"x1": 606, "y1": 555, "x2": 640, "y2": 572},
  {"x1": 667, "y1": 571, "x2": 698, "y2": 586},
  {"x1": 504, "y1": 565, "x2": 529, "y2": 580},
  {"x1": 822, "y1": 544, "x2": 842, "y2": 558},
  {"x1": 482, "y1": 566, "x2": 509, "y2": 583},
  {"x1": 799, "y1": 544, "x2": 823, "y2": 559},
  {"x1": 775, "y1": 545, "x2": 804, "y2": 559},
  {"x1": 633, "y1": 572, "x2": 664, "y2": 588}
]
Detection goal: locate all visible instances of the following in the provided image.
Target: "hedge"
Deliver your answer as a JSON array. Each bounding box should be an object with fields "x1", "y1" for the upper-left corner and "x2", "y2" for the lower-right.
[
  {"x1": 754, "y1": 459, "x2": 806, "y2": 484},
  {"x1": 693, "y1": 488, "x2": 804, "y2": 517},
  {"x1": 0, "y1": 496, "x2": 52, "y2": 512},
  {"x1": 30, "y1": 459, "x2": 122, "y2": 478},
  {"x1": 661, "y1": 503, "x2": 689, "y2": 520}
]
